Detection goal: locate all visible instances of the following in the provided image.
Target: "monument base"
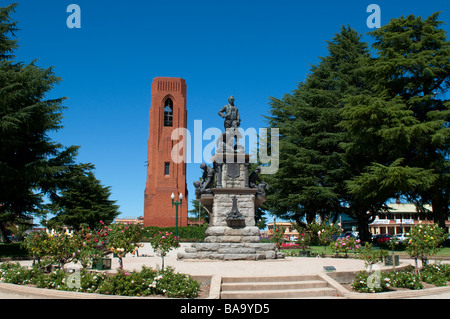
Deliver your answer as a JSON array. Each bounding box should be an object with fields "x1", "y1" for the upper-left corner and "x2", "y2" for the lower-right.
[{"x1": 177, "y1": 242, "x2": 285, "y2": 260}]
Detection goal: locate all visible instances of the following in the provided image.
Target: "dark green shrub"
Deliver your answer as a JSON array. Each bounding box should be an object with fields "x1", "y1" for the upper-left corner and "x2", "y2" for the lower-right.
[
  {"x1": 421, "y1": 263, "x2": 450, "y2": 287},
  {"x1": 0, "y1": 262, "x2": 39, "y2": 285},
  {"x1": 351, "y1": 270, "x2": 389, "y2": 293},
  {"x1": 155, "y1": 266, "x2": 200, "y2": 298},
  {"x1": 143, "y1": 226, "x2": 206, "y2": 242},
  {"x1": 386, "y1": 271, "x2": 423, "y2": 290}
]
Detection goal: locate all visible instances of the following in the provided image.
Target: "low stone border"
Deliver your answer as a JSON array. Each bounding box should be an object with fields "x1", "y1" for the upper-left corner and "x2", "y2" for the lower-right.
[
  {"x1": 0, "y1": 282, "x2": 152, "y2": 299},
  {"x1": 0, "y1": 275, "x2": 214, "y2": 299}
]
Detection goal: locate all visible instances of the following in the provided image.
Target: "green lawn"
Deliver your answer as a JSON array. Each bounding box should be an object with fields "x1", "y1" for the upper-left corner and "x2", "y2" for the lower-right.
[{"x1": 282, "y1": 245, "x2": 450, "y2": 257}]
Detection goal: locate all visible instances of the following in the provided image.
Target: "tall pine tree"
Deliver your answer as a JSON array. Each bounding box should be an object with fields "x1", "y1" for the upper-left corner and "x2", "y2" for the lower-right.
[
  {"x1": 264, "y1": 26, "x2": 371, "y2": 227},
  {"x1": 46, "y1": 164, "x2": 120, "y2": 230},
  {"x1": 342, "y1": 13, "x2": 450, "y2": 231},
  {"x1": 0, "y1": 4, "x2": 79, "y2": 241}
]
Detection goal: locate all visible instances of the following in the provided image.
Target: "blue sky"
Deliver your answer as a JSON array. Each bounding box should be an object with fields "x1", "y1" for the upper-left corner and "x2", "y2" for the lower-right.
[{"x1": 3, "y1": 0, "x2": 450, "y2": 222}]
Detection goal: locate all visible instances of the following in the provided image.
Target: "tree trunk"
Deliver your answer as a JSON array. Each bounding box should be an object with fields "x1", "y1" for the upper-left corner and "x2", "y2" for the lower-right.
[
  {"x1": 431, "y1": 191, "x2": 448, "y2": 231},
  {"x1": 0, "y1": 222, "x2": 11, "y2": 243},
  {"x1": 357, "y1": 214, "x2": 372, "y2": 243}
]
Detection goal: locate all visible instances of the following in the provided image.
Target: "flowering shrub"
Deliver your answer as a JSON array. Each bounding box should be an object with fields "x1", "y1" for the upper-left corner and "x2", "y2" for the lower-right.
[
  {"x1": 99, "y1": 221, "x2": 143, "y2": 268},
  {"x1": 405, "y1": 223, "x2": 446, "y2": 272},
  {"x1": 22, "y1": 221, "x2": 144, "y2": 270},
  {"x1": 280, "y1": 242, "x2": 299, "y2": 249},
  {"x1": 270, "y1": 226, "x2": 286, "y2": 249},
  {"x1": 351, "y1": 270, "x2": 389, "y2": 293},
  {"x1": 352, "y1": 269, "x2": 424, "y2": 293},
  {"x1": 150, "y1": 231, "x2": 180, "y2": 269},
  {"x1": 22, "y1": 230, "x2": 79, "y2": 270},
  {"x1": 420, "y1": 263, "x2": 450, "y2": 287},
  {"x1": 0, "y1": 262, "x2": 38, "y2": 285},
  {"x1": 307, "y1": 219, "x2": 341, "y2": 255},
  {"x1": 385, "y1": 271, "x2": 423, "y2": 290},
  {"x1": 357, "y1": 242, "x2": 388, "y2": 271},
  {"x1": 332, "y1": 236, "x2": 361, "y2": 257},
  {"x1": 0, "y1": 262, "x2": 200, "y2": 298},
  {"x1": 296, "y1": 231, "x2": 311, "y2": 251}
]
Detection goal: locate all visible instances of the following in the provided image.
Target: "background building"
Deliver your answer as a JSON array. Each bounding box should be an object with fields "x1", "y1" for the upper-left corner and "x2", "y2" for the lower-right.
[
  {"x1": 115, "y1": 216, "x2": 144, "y2": 225},
  {"x1": 369, "y1": 203, "x2": 450, "y2": 235}
]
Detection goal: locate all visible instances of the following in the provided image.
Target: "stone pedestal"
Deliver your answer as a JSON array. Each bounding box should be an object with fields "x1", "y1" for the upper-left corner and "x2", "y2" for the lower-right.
[{"x1": 178, "y1": 152, "x2": 283, "y2": 261}]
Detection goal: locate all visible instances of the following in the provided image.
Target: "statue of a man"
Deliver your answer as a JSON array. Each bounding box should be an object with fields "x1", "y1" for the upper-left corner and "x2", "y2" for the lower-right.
[
  {"x1": 194, "y1": 163, "x2": 215, "y2": 196},
  {"x1": 249, "y1": 166, "x2": 269, "y2": 197},
  {"x1": 218, "y1": 96, "x2": 241, "y2": 130}
]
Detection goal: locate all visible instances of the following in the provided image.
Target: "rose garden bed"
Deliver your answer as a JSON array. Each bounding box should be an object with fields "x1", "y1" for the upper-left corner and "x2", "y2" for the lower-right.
[{"x1": 0, "y1": 262, "x2": 202, "y2": 298}]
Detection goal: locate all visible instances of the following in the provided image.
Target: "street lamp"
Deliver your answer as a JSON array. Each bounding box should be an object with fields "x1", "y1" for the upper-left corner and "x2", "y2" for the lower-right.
[{"x1": 171, "y1": 192, "x2": 183, "y2": 237}]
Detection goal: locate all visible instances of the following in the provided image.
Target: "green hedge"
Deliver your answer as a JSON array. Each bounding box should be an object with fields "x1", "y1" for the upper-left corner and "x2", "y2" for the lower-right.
[
  {"x1": 142, "y1": 226, "x2": 207, "y2": 242},
  {"x1": 0, "y1": 243, "x2": 29, "y2": 258}
]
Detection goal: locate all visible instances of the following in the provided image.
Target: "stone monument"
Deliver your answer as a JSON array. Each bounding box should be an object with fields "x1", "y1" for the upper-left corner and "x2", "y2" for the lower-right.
[{"x1": 177, "y1": 97, "x2": 284, "y2": 260}]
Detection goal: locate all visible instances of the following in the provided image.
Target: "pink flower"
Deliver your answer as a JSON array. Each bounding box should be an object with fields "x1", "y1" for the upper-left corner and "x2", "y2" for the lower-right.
[{"x1": 100, "y1": 220, "x2": 104, "y2": 225}]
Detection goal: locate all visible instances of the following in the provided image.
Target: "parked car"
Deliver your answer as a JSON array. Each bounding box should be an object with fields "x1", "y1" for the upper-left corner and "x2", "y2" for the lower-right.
[
  {"x1": 445, "y1": 235, "x2": 450, "y2": 247},
  {"x1": 331, "y1": 231, "x2": 359, "y2": 241},
  {"x1": 392, "y1": 233, "x2": 408, "y2": 244},
  {"x1": 372, "y1": 233, "x2": 392, "y2": 244}
]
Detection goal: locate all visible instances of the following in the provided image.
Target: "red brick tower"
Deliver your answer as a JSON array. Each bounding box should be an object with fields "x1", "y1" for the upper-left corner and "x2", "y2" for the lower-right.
[{"x1": 144, "y1": 77, "x2": 188, "y2": 227}]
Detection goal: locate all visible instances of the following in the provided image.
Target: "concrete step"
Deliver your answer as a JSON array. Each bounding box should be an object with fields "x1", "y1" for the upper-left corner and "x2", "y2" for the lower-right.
[
  {"x1": 220, "y1": 274, "x2": 340, "y2": 299},
  {"x1": 221, "y1": 280, "x2": 328, "y2": 291},
  {"x1": 220, "y1": 287, "x2": 338, "y2": 299},
  {"x1": 222, "y1": 275, "x2": 321, "y2": 283}
]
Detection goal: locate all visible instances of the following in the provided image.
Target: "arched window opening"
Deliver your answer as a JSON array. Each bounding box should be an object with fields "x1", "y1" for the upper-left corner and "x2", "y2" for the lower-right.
[{"x1": 164, "y1": 98, "x2": 173, "y2": 127}]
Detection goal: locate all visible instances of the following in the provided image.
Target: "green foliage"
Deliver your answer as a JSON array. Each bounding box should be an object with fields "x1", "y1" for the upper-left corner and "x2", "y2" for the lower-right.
[
  {"x1": 22, "y1": 230, "x2": 79, "y2": 269},
  {"x1": 307, "y1": 219, "x2": 341, "y2": 246},
  {"x1": 76, "y1": 268, "x2": 107, "y2": 293},
  {"x1": 351, "y1": 270, "x2": 389, "y2": 293},
  {"x1": 0, "y1": 262, "x2": 40, "y2": 285},
  {"x1": 22, "y1": 221, "x2": 144, "y2": 270},
  {"x1": 331, "y1": 236, "x2": 361, "y2": 257},
  {"x1": 405, "y1": 223, "x2": 447, "y2": 269},
  {"x1": 420, "y1": 263, "x2": 450, "y2": 286},
  {"x1": 264, "y1": 26, "x2": 370, "y2": 225},
  {"x1": 385, "y1": 271, "x2": 423, "y2": 290},
  {"x1": 155, "y1": 266, "x2": 201, "y2": 298},
  {"x1": 150, "y1": 230, "x2": 179, "y2": 269},
  {"x1": 352, "y1": 269, "x2": 424, "y2": 293},
  {"x1": 264, "y1": 12, "x2": 450, "y2": 242},
  {"x1": 344, "y1": 12, "x2": 450, "y2": 231},
  {"x1": 188, "y1": 199, "x2": 209, "y2": 224},
  {"x1": 143, "y1": 226, "x2": 206, "y2": 242},
  {"x1": 0, "y1": 243, "x2": 28, "y2": 257},
  {"x1": 0, "y1": 3, "x2": 79, "y2": 236},
  {"x1": 270, "y1": 226, "x2": 285, "y2": 248},
  {"x1": 0, "y1": 263, "x2": 200, "y2": 298},
  {"x1": 46, "y1": 164, "x2": 120, "y2": 230},
  {"x1": 357, "y1": 242, "x2": 388, "y2": 269}
]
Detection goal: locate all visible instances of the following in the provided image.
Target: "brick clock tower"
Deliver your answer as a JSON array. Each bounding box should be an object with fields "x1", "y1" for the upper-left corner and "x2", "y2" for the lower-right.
[{"x1": 144, "y1": 77, "x2": 188, "y2": 227}]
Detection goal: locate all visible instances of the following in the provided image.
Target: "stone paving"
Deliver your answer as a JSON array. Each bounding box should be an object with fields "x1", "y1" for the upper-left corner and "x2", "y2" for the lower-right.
[{"x1": 1, "y1": 243, "x2": 450, "y2": 299}]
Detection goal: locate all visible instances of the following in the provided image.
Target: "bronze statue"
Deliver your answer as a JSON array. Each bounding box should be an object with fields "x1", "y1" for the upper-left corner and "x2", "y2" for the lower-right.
[
  {"x1": 217, "y1": 96, "x2": 244, "y2": 153},
  {"x1": 249, "y1": 166, "x2": 269, "y2": 196},
  {"x1": 218, "y1": 96, "x2": 241, "y2": 130},
  {"x1": 194, "y1": 163, "x2": 214, "y2": 196}
]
